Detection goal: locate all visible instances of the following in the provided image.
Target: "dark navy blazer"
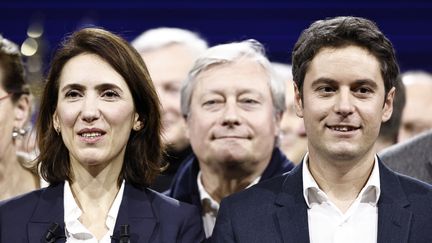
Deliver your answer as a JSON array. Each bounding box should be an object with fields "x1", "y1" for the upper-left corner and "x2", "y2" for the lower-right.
[
  {"x1": 0, "y1": 182, "x2": 204, "y2": 242},
  {"x1": 212, "y1": 159, "x2": 432, "y2": 243},
  {"x1": 168, "y1": 148, "x2": 295, "y2": 213}
]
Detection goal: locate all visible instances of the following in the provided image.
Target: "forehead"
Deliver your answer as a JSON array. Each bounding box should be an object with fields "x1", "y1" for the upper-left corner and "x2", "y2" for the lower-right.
[
  {"x1": 141, "y1": 44, "x2": 197, "y2": 85},
  {"x1": 58, "y1": 53, "x2": 128, "y2": 89},
  {"x1": 405, "y1": 82, "x2": 432, "y2": 102},
  {"x1": 305, "y1": 45, "x2": 383, "y2": 85},
  {"x1": 193, "y1": 58, "x2": 271, "y2": 95}
]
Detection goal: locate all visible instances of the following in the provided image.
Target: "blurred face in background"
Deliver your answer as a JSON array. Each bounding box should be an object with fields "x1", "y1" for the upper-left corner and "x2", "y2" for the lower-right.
[
  {"x1": 186, "y1": 58, "x2": 280, "y2": 174},
  {"x1": 141, "y1": 44, "x2": 196, "y2": 151},
  {"x1": 280, "y1": 81, "x2": 307, "y2": 164},
  {"x1": 399, "y1": 73, "x2": 432, "y2": 141},
  {"x1": 0, "y1": 77, "x2": 15, "y2": 161},
  {"x1": 0, "y1": 64, "x2": 30, "y2": 162}
]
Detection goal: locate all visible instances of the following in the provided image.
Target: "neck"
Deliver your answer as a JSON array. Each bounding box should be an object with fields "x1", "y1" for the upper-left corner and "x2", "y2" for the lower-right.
[
  {"x1": 70, "y1": 160, "x2": 122, "y2": 203},
  {"x1": 199, "y1": 162, "x2": 264, "y2": 203},
  {"x1": 69, "y1": 156, "x2": 124, "y2": 212},
  {"x1": 69, "y1": 161, "x2": 123, "y2": 240},
  {"x1": 307, "y1": 151, "x2": 375, "y2": 212},
  {"x1": 0, "y1": 149, "x2": 39, "y2": 200}
]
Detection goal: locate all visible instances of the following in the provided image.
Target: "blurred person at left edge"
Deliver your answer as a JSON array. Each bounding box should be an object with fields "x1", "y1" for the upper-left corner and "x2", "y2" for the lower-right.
[{"x1": 0, "y1": 35, "x2": 40, "y2": 200}]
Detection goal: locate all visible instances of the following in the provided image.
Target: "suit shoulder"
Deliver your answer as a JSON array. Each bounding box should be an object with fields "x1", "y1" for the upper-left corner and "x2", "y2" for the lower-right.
[
  {"x1": 145, "y1": 188, "x2": 199, "y2": 217},
  {"x1": 0, "y1": 188, "x2": 44, "y2": 224},
  {"x1": 0, "y1": 188, "x2": 43, "y2": 211},
  {"x1": 222, "y1": 174, "x2": 287, "y2": 207},
  {"x1": 380, "y1": 131, "x2": 432, "y2": 160},
  {"x1": 396, "y1": 173, "x2": 432, "y2": 196}
]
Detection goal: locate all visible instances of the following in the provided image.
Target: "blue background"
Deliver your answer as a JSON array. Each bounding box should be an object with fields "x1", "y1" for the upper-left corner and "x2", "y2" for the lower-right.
[{"x1": 2, "y1": 0, "x2": 432, "y2": 73}]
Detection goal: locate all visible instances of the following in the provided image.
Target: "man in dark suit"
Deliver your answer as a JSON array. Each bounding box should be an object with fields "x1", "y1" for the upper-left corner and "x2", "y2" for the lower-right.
[
  {"x1": 212, "y1": 16, "x2": 432, "y2": 243},
  {"x1": 380, "y1": 130, "x2": 432, "y2": 184},
  {"x1": 168, "y1": 39, "x2": 295, "y2": 240}
]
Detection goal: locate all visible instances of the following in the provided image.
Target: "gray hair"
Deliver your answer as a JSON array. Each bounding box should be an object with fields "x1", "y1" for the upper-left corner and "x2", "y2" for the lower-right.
[
  {"x1": 401, "y1": 70, "x2": 432, "y2": 86},
  {"x1": 271, "y1": 62, "x2": 293, "y2": 83},
  {"x1": 180, "y1": 39, "x2": 286, "y2": 118},
  {"x1": 131, "y1": 27, "x2": 208, "y2": 55}
]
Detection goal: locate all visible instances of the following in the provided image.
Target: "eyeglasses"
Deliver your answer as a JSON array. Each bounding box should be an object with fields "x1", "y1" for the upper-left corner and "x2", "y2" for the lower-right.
[
  {"x1": 0, "y1": 35, "x2": 20, "y2": 55},
  {"x1": 0, "y1": 93, "x2": 12, "y2": 102}
]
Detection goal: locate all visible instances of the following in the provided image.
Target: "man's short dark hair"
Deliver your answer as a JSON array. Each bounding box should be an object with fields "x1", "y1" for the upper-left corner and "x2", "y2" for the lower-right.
[{"x1": 292, "y1": 16, "x2": 399, "y2": 100}]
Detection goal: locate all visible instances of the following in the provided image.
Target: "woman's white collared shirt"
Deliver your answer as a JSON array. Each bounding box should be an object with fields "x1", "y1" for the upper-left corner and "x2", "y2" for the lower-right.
[{"x1": 63, "y1": 180, "x2": 125, "y2": 243}]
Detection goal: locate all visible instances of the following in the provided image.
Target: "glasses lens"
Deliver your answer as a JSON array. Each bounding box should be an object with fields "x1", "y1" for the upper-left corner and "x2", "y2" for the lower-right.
[{"x1": 0, "y1": 93, "x2": 12, "y2": 102}]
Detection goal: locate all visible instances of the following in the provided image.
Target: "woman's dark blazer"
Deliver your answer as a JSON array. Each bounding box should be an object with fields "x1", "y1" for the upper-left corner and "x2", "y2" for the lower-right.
[{"x1": 0, "y1": 182, "x2": 204, "y2": 242}]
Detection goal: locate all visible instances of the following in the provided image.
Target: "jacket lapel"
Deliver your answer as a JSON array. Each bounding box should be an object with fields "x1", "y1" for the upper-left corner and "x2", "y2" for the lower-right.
[
  {"x1": 427, "y1": 157, "x2": 432, "y2": 180},
  {"x1": 28, "y1": 183, "x2": 66, "y2": 243},
  {"x1": 377, "y1": 161, "x2": 412, "y2": 243},
  {"x1": 260, "y1": 148, "x2": 295, "y2": 182},
  {"x1": 273, "y1": 159, "x2": 414, "y2": 243},
  {"x1": 169, "y1": 156, "x2": 202, "y2": 210},
  {"x1": 274, "y1": 164, "x2": 310, "y2": 243},
  {"x1": 113, "y1": 184, "x2": 157, "y2": 242}
]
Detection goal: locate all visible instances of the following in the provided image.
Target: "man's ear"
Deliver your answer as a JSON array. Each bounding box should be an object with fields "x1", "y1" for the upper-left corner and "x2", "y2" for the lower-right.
[
  {"x1": 273, "y1": 111, "x2": 283, "y2": 137},
  {"x1": 184, "y1": 114, "x2": 191, "y2": 140},
  {"x1": 293, "y1": 83, "x2": 304, "y2": 118},
  {"x1": 14, "y1": 94, "x2": 31, "y2": 128},
  {"x1": 382, "y1": 87, "x2": 395, "y2": 122}
]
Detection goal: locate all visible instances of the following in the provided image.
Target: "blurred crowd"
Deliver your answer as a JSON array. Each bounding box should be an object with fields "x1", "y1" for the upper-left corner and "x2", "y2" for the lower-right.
[{"x1": 1, "y1": 19, "x2": 431, "y2": 242}]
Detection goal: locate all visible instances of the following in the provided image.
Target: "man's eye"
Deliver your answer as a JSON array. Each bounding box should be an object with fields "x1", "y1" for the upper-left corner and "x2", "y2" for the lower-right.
[
  {"x1": 203, "y1": 100, "x2": 219, "y2": 106},
  {"x1": 241, "y1": 98, "x2": 259, "y2": 104},
  {"x1": 358, "y1": 87, "x2": 372, "y2": 93},
  {"x1": 322, "y1": 87, "x2": 334, "y2": 92},
  {"x1": 164, "y1": 84, "x2": 180, "y2": 94},
  {"x1": 317, "y1": 86, "x2": 335, "y2": 93}
]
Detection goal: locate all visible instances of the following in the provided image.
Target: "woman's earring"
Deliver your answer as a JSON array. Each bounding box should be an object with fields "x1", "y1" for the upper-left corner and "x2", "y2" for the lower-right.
[
  {"x1": 12, "y1": 127, "x2": 27, "y2": 139},
  {"x1": 55, "y1": 126, "x2": 61, "y2": 135}
]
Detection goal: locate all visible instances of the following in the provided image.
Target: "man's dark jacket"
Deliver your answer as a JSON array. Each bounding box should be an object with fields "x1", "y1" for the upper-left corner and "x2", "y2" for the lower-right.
[
  {"x1": 168, "y1": 147, "x2": 295, "y2": 212},
  {"x1": 212, "y1": 159, "x2": 432, "y2": 243}
]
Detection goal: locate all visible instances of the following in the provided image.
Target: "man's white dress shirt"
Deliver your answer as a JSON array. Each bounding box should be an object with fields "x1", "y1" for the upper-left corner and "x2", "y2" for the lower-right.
[
  {"x1": 302, "y1": 154, "x2": 380, "y2": 243},
  {"x1": 197, "y1": 171, "x2": 260, "y2": 238}
]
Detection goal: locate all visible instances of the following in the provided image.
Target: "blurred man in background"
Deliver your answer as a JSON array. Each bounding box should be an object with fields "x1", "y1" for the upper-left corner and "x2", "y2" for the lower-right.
[
  {"x1": 375, "y1": 75, "x2": 406, "y2": 152},
  {"x1": 132, "y1": 27, "x2": 208, "y2": 191},
  {"x1": 398, "y1": 71, "x2": 432, "y2": 142},
  {"x1": 272, "y1": 62, "x2": 308, "y2": 164},
  {"x1": 381, "y1": 130, "x2": 432, "y2": 184}
]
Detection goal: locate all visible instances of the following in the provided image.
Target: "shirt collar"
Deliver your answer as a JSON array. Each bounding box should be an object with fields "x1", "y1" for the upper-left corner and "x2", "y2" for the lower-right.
[
  {"x1": 64, "y1": 180, "x2": 81, "y2": 225},
  {"x1": 197, "y1": 171, "x2": 220, "y2": 214},
  {"x1": 302, "y1": 153, "x2": 381, "y2": 208},
  {"x1": 196, "y1": 171, "x2": 261, "y2": 213},
  {"x1": 106, "y1": 180, "x2": 125, "y2": 229},
  {"x1": 64, "y1": 180, "x2": 125, "y2": 236}
]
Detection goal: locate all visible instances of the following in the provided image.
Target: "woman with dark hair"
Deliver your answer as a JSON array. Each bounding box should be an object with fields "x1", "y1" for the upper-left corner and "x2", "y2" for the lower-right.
[
  {"x1": 0, "y1": 28, "x2": 203, "y2": 242},
  {"x1": 0, "y1": 35, "x2": 39, "y2": 200}
]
